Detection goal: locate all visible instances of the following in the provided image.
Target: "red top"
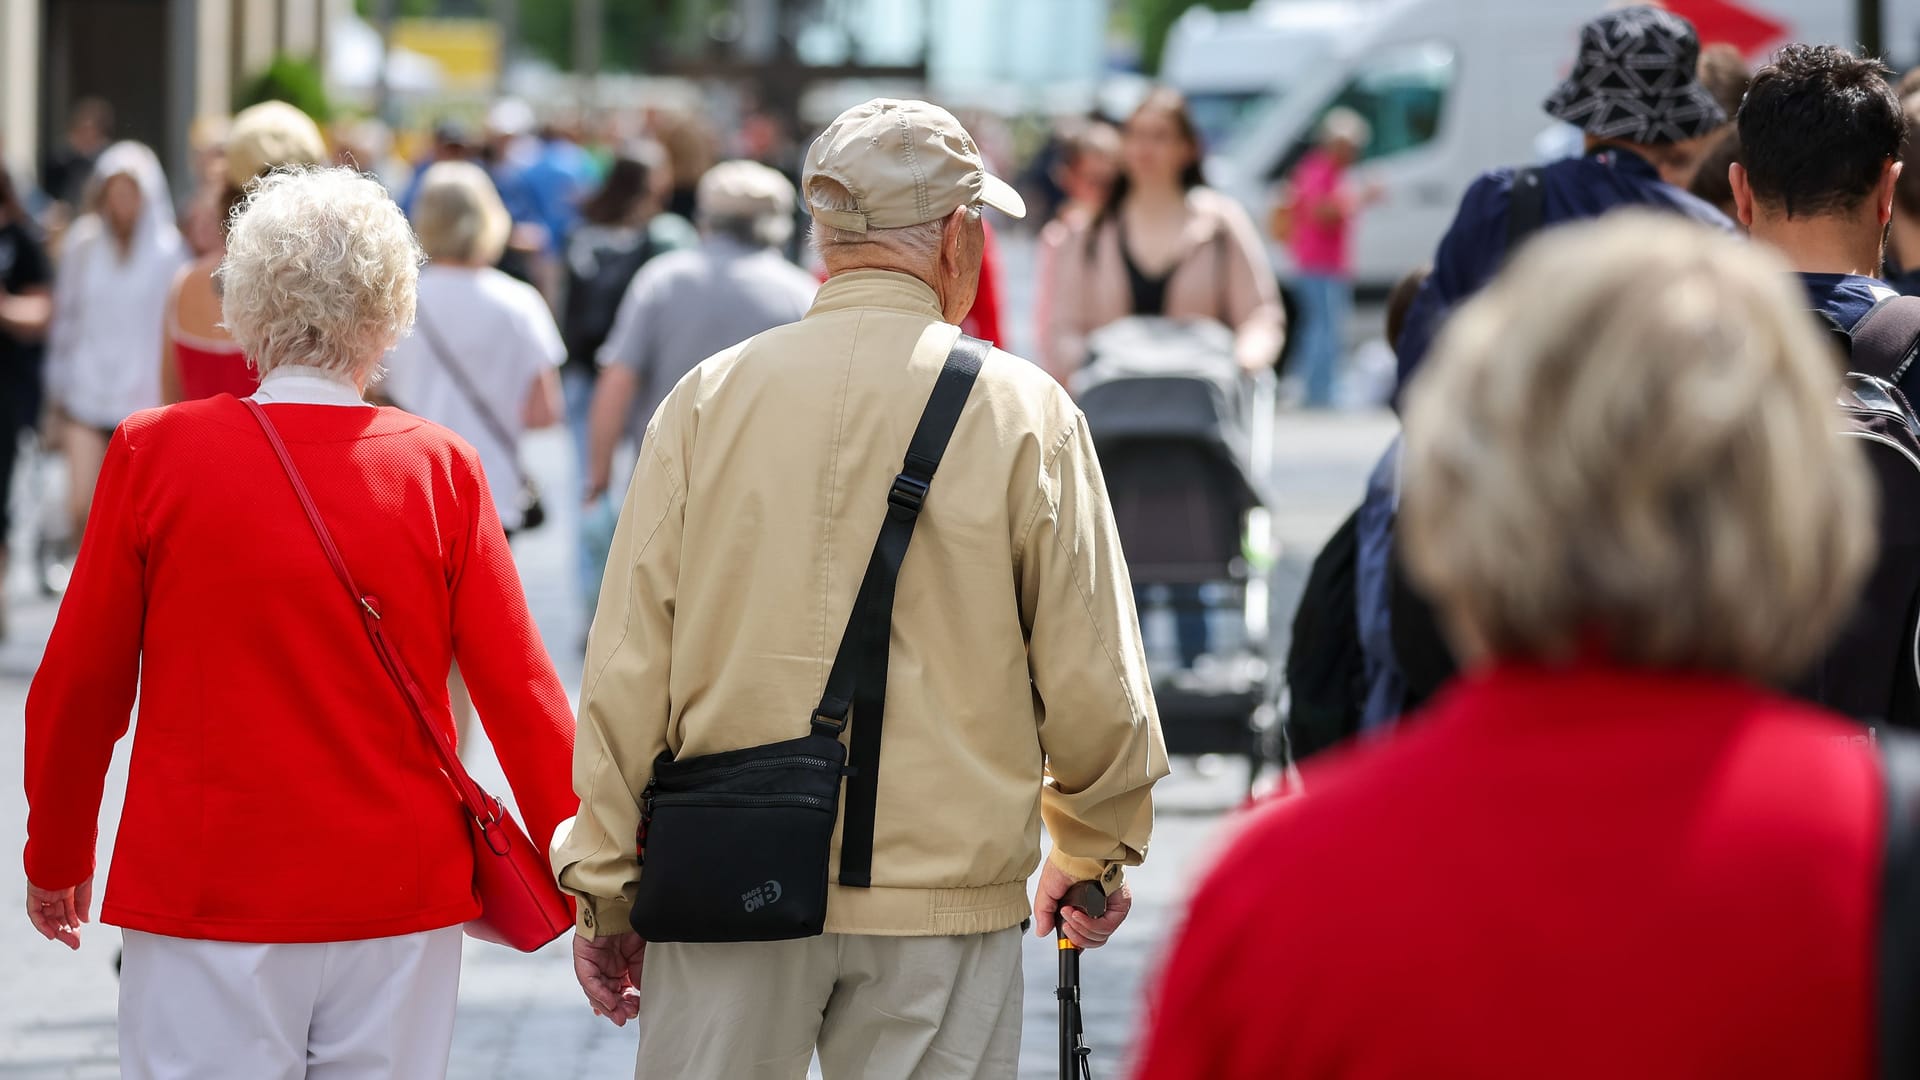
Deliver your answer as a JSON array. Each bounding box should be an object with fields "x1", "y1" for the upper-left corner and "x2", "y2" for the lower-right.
[
  {"x1": 24, "y1": 396, "x2": 577, "y2": 943},
  {"x1": 171, "y1": 331, "x2": 260, "y2": 401},
  {"x1": 1133, "y1": 663, "x2": 1879, "y2": 1079}
]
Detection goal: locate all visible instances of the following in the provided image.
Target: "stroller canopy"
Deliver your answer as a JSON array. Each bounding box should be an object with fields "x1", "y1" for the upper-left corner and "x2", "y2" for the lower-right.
[{"x1": 1072, "y1": 317, "x2": 1269, "y2": 510}]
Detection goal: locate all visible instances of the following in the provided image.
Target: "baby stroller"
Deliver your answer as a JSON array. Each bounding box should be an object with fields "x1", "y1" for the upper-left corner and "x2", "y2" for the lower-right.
[{"x1": 1073, "y1": 317, "x2": 1283, "y2": 792}]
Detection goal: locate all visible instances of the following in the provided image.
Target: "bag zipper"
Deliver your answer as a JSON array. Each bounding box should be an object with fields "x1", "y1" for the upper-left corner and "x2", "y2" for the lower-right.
[
  {"x1": 658, "y1": 755, "x2": 840, "y2": 785},
  {"x1": 649, "y1": 792, "x2": 835, "y2": 812}
]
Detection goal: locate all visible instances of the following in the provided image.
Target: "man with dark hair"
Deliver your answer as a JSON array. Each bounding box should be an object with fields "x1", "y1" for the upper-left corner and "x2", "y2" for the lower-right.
[
  {"x1": 1733, "y1": 43, "x2": 1920, "y2": 732},
  {"x1": 1732, "y1": 43, "x2": 1907, "y2": 338}
]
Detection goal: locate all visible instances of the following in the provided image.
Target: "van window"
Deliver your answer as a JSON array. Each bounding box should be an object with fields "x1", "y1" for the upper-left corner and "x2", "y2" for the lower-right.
[{"x1": 1270, "y1": 42, "x2": 1457, "y2": 181}]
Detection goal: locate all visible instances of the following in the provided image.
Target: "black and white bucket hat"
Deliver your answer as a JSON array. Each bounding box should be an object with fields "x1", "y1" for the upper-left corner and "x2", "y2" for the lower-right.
[{"x1": 1543, "y1": 5, "x2": 1728, "y2": 146}]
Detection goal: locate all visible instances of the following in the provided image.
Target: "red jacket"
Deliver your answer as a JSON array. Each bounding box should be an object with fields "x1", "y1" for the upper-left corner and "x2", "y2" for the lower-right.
[
  {"x1": 1134, "y1": 662, "x2": 1879, "y2": 1079},
  {"x1": 24, "y1": 397, "x2": 577, "y2": 943}
]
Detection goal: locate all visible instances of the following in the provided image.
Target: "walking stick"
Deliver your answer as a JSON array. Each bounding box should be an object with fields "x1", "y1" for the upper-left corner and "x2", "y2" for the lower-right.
[{"x1": 1057, "y1": 880, "x2": 1107, "y2": 1080}]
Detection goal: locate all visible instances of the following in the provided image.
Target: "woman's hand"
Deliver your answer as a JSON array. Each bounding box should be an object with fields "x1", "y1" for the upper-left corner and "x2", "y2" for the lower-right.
[{"x1": 26, "y1": 878, "x2": 91, "y2": 950}]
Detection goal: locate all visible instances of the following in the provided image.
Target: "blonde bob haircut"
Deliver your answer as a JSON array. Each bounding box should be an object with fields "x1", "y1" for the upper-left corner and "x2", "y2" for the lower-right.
[
  {"x1": 1400, "y1": 212, "x2": 1874, "y2": 683},
  {"x1": 410, "y1": 160, "x2": 512, "y2": 265},
  {"x1": 218, "y1": 166, "x2": 421, "y2": 379}
]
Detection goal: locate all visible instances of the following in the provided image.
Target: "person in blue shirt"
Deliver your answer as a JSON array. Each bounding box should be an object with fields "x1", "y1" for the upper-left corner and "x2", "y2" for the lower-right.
[
  {"x1": 1731, "y1": 45, "x2": 1905, "y2": 343},
  {"x1": 1364, "y1": 6, "x2": 1733, "y2": 729},
  {"x1": 1393, "y1": 6, "x2": 1733, "y2": 391}
]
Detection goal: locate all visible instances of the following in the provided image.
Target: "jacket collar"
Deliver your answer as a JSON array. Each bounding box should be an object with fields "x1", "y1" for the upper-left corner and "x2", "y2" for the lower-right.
[{"x1": 807, "y1": 269, "x2": 946, "y2": 322}]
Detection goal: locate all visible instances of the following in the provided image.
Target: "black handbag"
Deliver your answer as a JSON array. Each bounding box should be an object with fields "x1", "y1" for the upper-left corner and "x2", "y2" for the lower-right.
[{"x1": 628, "y1": 333, "x2": 989, "y2": 943}]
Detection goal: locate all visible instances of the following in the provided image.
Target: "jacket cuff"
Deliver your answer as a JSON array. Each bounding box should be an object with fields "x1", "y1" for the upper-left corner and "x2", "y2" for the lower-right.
[
  {"x1": 574, "y1": 894, "x2": 634, "y2": 939},
  {"x1": 1048, "y1": 848, "x2": 1124, "y2": 892}
]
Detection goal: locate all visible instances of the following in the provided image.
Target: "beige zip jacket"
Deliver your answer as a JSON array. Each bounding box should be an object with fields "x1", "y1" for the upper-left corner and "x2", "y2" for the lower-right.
[{"x1": 553, "y1": 269, "x2": 1168, "y2": 938}]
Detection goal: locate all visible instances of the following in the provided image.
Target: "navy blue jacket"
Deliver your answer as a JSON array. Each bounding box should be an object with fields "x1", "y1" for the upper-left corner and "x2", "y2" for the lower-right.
[{"x1": 1393, "y1": 148, "x2": 1734, "y2": 390}]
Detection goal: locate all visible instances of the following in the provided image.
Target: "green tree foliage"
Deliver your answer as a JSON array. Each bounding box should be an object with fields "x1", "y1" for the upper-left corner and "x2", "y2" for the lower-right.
[
  {"x1": 1131, "y1": 0, "x2": 1257, "y2": 75},
  {"x1": 236, "y1": 54, "x2": 334, "y2": 121}
]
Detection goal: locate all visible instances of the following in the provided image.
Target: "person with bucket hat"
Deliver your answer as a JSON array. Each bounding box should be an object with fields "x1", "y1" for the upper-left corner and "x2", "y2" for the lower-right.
[
  {"x1": 1351, "y1": 5, "x2": 1738, "y2": 738},
  {"x1": 553, "y1": 98, "x2": 1168, "y2": 1078},
  {"x1": 1393, "y1": 4, "x2": 1733, "y2": 391}
]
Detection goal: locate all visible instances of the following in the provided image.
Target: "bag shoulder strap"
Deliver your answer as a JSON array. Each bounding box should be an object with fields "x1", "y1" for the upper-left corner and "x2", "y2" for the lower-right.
[
  {"x1": 1504, "y1": 166, "x2": 1546, "y2": 258},
  {"x1": 1846, "y1": 293, "x2": 1920, "y2": 386},
  {"x1": 1881, "y1": 727, "x2": 1920, "y2": 1079},
  {"x1": 241, "y1": 398, "x2": 500, "y2": 831},
  {"x1": 412, "y1": 310, "x2": 528, "y2": 478},
  {"x1": 813, "y1": 332, "x2": 989, "y2": 889}
]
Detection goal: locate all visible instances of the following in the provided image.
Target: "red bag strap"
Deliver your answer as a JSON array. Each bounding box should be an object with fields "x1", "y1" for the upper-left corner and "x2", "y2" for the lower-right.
[{"x1": 242, "y1": 398, "x2": 500, "y2": 827}]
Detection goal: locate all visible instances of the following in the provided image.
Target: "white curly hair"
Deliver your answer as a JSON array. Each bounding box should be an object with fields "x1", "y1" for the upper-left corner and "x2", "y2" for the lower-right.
[{"x1": 217, "y1": 167, "x2": 421, "y2": 379}]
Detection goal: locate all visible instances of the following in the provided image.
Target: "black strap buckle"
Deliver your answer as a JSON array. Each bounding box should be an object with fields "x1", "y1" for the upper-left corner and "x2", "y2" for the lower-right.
[{"x1": 887, "y1": 473, "x2": 930, "y2": 519}]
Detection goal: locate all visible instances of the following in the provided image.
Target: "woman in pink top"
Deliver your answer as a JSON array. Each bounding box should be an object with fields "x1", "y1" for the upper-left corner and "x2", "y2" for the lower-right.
[
  {"x1": 1285, "y1": 108, "x2": 1375, "y2": 408},
  {"x1": 161, "y1": 102, "x2": 327, "y2": 405}
]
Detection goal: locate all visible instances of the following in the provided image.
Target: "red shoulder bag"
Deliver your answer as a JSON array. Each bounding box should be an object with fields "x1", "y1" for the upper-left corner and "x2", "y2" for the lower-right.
[{"x1": 244, "y1": 398, "x2": 573, "y2": 952}]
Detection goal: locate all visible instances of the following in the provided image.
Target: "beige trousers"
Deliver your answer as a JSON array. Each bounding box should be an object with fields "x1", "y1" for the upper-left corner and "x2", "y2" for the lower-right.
[{"x1": 634, "y1": 927, "x2": 1024, "y2": 1080}]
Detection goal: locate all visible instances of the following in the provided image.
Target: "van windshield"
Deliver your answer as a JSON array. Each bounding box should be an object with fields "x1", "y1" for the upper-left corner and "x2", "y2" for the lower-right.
[{"x1": 1187, "y1": 88, "x2": 1292, "y2": 153}]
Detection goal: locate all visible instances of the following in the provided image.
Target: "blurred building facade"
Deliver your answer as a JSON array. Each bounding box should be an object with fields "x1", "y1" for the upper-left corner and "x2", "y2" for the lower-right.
[{"x1": 1, "y1": 0, "x2": 331, "y2": 194}]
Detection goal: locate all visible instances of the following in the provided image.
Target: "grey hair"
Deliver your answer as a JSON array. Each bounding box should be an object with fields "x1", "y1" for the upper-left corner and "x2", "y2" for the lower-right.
[
  {"x1": 806, "y1": 176, "x2": 969, "y2": 267},
  {"x1": 700, "y1": 211, "x2": 794, "y2": 250},
  {"x1": 218, "y1": 166, "x2": 422, "y2": 379},
  {"x1": 410, "y1": 160, "x2": 512, "y2": 265}
]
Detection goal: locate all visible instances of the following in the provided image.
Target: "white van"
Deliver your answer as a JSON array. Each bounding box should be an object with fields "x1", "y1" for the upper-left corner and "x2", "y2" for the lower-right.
[
  {"x1": 1162, "y1": 1, "x2": 1368, "y2": 152},
  {"x1": 1203, "y1": 0, "x2": 1920, "y2": 292}
]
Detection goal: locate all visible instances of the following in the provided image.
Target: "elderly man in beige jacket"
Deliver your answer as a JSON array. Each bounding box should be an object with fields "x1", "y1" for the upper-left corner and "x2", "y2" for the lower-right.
[{"x1": 553, "y1": 98, "x2": 1168, "y2": 1080}]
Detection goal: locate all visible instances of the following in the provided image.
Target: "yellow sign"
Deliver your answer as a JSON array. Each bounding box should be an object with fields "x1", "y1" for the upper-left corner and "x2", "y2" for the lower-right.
[{"x1": 392, "y1": 18, "x2": 501, "y2": 90}]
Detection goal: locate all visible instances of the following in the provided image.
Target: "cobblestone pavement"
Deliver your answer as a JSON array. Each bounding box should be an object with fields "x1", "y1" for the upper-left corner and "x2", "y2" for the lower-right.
[{"x1": 0, "y1": 397, "x2": 1395, "y2": 1078}]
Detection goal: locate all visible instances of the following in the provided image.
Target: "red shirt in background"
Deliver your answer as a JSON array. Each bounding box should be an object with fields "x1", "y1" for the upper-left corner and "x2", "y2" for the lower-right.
[
  {"x1": 1289, "y1": 148, "x2": 1357, "y2": 277},
  {"x1": 1133, "y1": 662, "x2": 1879, "y2": 1079}
]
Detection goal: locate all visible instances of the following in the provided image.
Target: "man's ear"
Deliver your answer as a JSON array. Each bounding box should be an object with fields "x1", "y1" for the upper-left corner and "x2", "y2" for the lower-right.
[
  {"x1": 1882, "y1": 159, "x2": 1904, "y2": 227},
  {"x1": 1729, "y1": 161, "x2": 1757, "y2": 229},
  {"x1": 942, "y1": 205, "x2": 971, "y2": 267}
]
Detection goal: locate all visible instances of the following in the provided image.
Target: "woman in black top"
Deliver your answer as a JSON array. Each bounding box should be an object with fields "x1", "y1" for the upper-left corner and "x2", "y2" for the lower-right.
[{"x1": 0, "y1": 169, "x2": 54, "y2": 635}]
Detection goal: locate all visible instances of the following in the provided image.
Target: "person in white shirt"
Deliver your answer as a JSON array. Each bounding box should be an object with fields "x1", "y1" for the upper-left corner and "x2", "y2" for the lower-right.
[
  {"x1": 45, "y1": 140, "x2": 188, "y2": 545},
  {"x1": 385, "y1": 160, "x2": 564, "y2": 536}
]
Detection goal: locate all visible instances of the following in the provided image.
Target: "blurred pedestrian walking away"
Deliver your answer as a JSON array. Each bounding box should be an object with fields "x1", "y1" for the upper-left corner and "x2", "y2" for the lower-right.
[
  {"x1": 161, "y1": 102, "x2": 329, "y2": 406},
  {"x1": 1032, "y1": 120, "x2": 1120, "y2": 359},
  {"x1": 1282, "y1": 107, "x2": 1377, "y2": 408},
  {"x1": 22, "y1": 168, "x2": 577, "y2": 1080},
  {"x1": 1135, "y1": 215, "x2": 1882, "y2": 1079},
  {"x1": 1393, "y1": 5, "x2": 1732, "y2": 390},
  {"x1": 0, "y1": 167, "x2": 52, "y2": 637},
  {"x1": 387, "y1": 159, "x2": 565, "y2": 537},
  {"x1": 1043, "y1": 88, "x2": 1283, "y2": 382},
  {"x1": 554, "y1": 99, "x2": 1167, "y2": 1079},
  {"x1": 582, "y1": 160, "x2": 817, "y2": 505},
  {"x1": 44, "y1": 141, "x2": 187, "y2": 550}
]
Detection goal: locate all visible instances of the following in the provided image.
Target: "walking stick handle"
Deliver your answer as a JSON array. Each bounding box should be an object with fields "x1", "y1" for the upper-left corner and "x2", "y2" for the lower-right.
[{"x1": 1056, "y1": 880, "x2": 1107, "y2": 952}]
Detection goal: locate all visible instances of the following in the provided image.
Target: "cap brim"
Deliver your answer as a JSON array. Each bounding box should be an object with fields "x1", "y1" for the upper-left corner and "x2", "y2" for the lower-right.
[{"x1": 978, "y1": 172, "x2": 1027, "y2": 220}]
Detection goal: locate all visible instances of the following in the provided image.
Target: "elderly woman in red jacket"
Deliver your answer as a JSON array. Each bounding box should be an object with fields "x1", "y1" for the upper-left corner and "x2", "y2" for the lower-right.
[
  {"x1": 22, "y1": 167, "x2": 577, "y2": 1080},
  {"x1": 1134, "y1": 214, "x2": 1886, "y2": 1078}
]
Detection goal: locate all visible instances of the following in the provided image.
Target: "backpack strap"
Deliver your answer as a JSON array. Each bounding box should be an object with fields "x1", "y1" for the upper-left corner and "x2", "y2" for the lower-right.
[
  {"x1": 813, "y1": 332, "x2": 989, "y2": 888},
  {"x1": 1504, "y1": 167, "x2": 1546, "y2": 258},
  {"x1": 1846, "y1": 294, "x2": 1920, "y2": 385},
  {"x1": 1880, "y1": 727, "x2": 1920, "y2": 1079}
]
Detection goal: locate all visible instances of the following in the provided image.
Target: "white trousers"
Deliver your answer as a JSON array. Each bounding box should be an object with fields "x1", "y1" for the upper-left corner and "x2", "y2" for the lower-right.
[{"x1": 118, "y1": 926, "x2": 463, "y2": 1080}]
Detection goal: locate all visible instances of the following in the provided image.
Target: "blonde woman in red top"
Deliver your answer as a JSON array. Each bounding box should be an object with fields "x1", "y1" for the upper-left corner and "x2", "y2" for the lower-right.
[
  {"x1": 22, "y1": 167, "x2": 577, "y2": 1079},
  {"x1": 161, "y1": 101, "x2": 329, "y2": 405}
]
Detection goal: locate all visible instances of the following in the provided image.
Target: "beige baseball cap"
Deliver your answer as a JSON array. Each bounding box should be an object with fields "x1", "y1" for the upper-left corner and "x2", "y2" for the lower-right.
[
  {"x1": 802, "y1": 98, "x2": 1025, "y2": 235},
  {"x1": 225, "y1": 102, "x2": 327, "y2": 188},
  {"x1": 697, "y1": 160, "x2": 796, "y2": 219}
]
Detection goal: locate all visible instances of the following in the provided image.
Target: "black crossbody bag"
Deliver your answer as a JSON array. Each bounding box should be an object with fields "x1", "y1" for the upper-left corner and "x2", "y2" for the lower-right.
[{"x1": 629, "y1": 334, "x2": 989, "y2": 943}]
